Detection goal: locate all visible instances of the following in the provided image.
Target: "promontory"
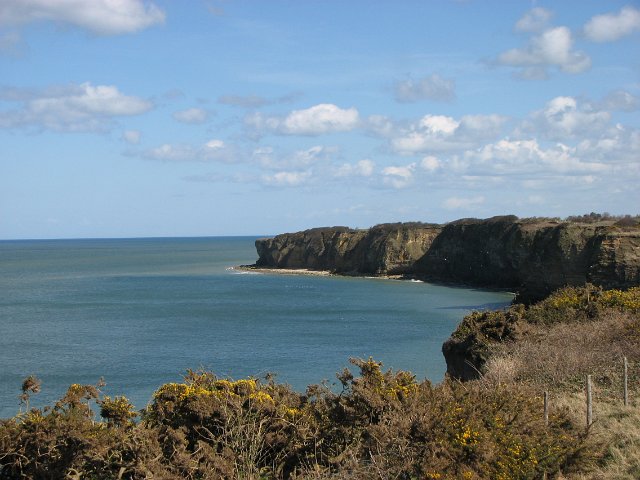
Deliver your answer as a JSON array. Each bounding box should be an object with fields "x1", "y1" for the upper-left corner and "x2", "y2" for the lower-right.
[{"x1": 252, "y1": 215, "x2": 640, "y2": 303}]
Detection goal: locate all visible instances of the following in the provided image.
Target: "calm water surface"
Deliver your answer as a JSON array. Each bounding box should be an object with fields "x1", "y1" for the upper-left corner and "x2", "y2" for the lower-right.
[{"x1": 0, "y1": 237, "x2": 513, "y2": 417}]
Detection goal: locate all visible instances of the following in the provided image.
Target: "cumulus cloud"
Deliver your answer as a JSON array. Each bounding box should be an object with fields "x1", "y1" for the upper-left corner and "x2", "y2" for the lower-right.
[
  {"x1": 382, "y1": 163, "x2": 416, "y2": 189},
  {"x1": 245, "y1": 103, "x2": 360, "y2": 136},
  {"x1": 496, "y1": 26, "x2": 591, "y2": 77},
  {"x1": 574, "y1": 125, "x2": 640, "y2": 167},
  {"x1": 0, "y1": 0, "x2": 165, "y2": 35},
  {"x1": 443, "y1": 196, "x2": 485, "y2": 210},
  {"x1": 172, "y1": 107, "x2": 209, "y2": 124},
  {"x1": 523, "y1": 96, "x2": 610, "y2": 140},
  {"x1": 0, "y1": 82, "x2": 153, "y2": 132},
  {"x1": 584, "y1": 6, "x2": 640, "y2": 42},
  {"x1": 390, "y1": 114, "x2": 505, "y2": 154},
  {"x1": 142, "y1": 139, "x2": 236, "y2": 162},
  {"x1": 394, "y1": 74, "x2": 456, "y2": 103},
  {"x1": 515, "y1": 7, "x2": 553, "y2": 33},
  {"x1": 464, "y1": 138, "x2": 608, "y2": 175}
]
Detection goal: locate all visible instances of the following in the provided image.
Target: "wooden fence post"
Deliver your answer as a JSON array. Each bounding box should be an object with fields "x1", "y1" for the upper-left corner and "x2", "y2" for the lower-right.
[
  {"x1": 543, "y1": 391, "x2": 549, "y2": 427},
  {"x1": 624, "y1": 356, "x2": 629, "y2": 407},
  {"x1": 586, "y1": 375, "x2": 593, "y2": 427}
]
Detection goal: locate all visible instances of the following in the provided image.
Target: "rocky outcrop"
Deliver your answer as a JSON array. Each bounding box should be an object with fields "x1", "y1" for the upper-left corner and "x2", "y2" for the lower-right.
[
  {"x1": 255, "y1": 223, "x2": 442, "y2": 275},
  {"x1": 254, "y1": 216, "x2": 640, "y2": 302},
  {"x1": 416, "y1": 216, "x2": 640, "y2": 302}
]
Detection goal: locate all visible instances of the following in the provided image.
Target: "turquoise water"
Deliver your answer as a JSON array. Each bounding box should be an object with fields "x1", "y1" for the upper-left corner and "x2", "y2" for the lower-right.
[{"x1": 0, "y1": 237, "x2": 513, "y2": 417}]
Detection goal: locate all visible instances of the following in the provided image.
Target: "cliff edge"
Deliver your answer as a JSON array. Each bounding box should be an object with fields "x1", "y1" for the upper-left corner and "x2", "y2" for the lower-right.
[
  {"x1": 254, "y1": 216, "x2": 640, "y2": 302},
  {"x1": 255, "y1": 222, "x2": 441, "y2": 276}
]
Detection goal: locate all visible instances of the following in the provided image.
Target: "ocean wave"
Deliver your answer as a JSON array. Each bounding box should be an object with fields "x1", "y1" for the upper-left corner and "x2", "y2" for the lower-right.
[{"x1": 226, "y1": 266, "x2": 262, "y2": 275}]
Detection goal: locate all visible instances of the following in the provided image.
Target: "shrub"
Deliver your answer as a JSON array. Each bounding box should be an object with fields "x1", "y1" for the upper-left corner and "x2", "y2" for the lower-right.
[{"x1": 0, "y1": 361, "x2": 592, "y2": 479}]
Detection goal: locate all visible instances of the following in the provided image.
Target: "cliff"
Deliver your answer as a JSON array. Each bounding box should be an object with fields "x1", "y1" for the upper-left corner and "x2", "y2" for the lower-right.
[
  {"x1": 254, "y1": 216, "x2": 640, "y2": 302},
  {"x1": 255, "y1": 223, "x2": 442, "y2": 275},
  {"x1": 416, "y1": 216, "x2": 640, "y2": 302}
]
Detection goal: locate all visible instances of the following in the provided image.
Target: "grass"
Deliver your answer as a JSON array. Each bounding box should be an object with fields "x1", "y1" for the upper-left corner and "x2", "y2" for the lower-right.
[{"x1": 477, "y1": 287, "x2": 640, "y2": 479}]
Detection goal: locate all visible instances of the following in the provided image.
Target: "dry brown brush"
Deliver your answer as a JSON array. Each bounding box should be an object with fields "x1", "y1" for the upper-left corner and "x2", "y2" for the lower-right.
[{"x1": 1, "y1": 359, "x2": 590, "y2": 479}]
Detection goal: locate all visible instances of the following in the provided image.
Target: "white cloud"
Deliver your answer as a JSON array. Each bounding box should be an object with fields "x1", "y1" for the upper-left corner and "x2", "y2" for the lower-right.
[
  {"x1": 394, "y1": 73, "x2": 456, "y2": 103},
  {"x1": 584, "y1": 6, "x2": 640, "y2": 42},
  {"x1": 443, "y1": 196, "x2": 485, "y2": 210},
  {"x1": 122, "y1": 129, "x2": 141, "y2": 144},
  {"x1": 142, "y1": 139, "x2": 235, "y2": 162},
  {"x1": 515, "y1": 7, "x2": 553, "y2": 33},
  {"x1": 0, "y1": 82, "x2": 153, "y2": 132},
  {"x1": 497, "y1": 26, "x2": 591, "y2": 77},
  {"x1": 382, "y1": 163, "x2": 416, "y2": 189},
  {"x1": 245, "y1": 103, "x2": 360, "y2": 136},
  {"x1": 0, "y1": 0, "x2": 165, "y2": 35},
  {"x1": 282, "y1": 104, "x2": 359, "y2": 135},
  {"x1": 172, "y1": 107, "x2": 209, "y2": 124},
  {"x1": 420, "y1": 115, "x2": 459, "y2": 134},
  {"x1": 574, "y1": 125, "x2": 640, "y2": 167},
  {"x1": 334, "y1": 159, "x2": 375, "y2": 178},
  {"x1": 390, "y1": 114, "x2": 504, "y2": 154},
  {"x1": 391, "y1": 115, "x2": 459, "y2": 153},
  {"x1": 525, "y1": 96, "x2": 610, "y2": 140},
  {"x1": 466, "y1": 138, "x2": 608, "y2": 175}
]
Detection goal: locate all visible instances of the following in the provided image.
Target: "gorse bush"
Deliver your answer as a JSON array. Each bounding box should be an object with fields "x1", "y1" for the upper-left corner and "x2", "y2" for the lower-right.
[
  {"x1": 4, "y1": 285, "x2": 636, "y2": 478},
  {"x1": 527, "y1": 285, "x2": 640, "y2": 325},
  {"x1": 451, "y1": 285, "x2": 640, "y2": 347},
  {"x1": 0, "y1": 360, "x2": 589, "y2": 479}
]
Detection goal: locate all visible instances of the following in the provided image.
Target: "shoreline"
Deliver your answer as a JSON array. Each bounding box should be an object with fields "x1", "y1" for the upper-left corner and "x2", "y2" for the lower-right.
[
  {"x1": 233, "y1": 265, "x2": 518, "y2": 298},
  {"x1": 233, "y1": 264, "x2": 411, "y2": 281},
  {"x1": 232, "y1": 265, "x2": 334, "y2": 277}
]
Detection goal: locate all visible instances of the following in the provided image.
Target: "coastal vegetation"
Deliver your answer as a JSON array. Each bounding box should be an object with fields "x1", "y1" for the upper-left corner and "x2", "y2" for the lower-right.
[{"x1": 1, "y1": 285, "x2": 638, "y2": 479}]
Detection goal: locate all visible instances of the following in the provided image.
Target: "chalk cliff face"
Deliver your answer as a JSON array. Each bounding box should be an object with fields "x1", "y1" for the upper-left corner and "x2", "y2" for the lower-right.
[{"x1": 254, "y1": 216, "x2": 640, "y2": 302}]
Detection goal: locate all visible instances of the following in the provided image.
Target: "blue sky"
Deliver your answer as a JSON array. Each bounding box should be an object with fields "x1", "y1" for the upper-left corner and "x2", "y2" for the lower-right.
[{"x1": 1, "y1": 0, "x2": 639, "y2": 239}]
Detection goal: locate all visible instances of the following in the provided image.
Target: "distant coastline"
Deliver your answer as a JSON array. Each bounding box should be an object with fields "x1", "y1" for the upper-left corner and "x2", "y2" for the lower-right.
[{"x1": 251, "y1": 214, "x2": 640, "y2": 303}]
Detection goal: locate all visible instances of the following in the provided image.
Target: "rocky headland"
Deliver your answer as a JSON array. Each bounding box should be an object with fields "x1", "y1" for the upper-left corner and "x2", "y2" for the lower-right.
[{"x1": 253, "y1": 215, "x2": 640, "y2": 303}]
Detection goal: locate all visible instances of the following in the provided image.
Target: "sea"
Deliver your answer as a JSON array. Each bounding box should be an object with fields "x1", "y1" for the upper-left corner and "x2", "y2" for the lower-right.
[{"x1": 0, "y1": 236, "x2": 513, "y2": 418}]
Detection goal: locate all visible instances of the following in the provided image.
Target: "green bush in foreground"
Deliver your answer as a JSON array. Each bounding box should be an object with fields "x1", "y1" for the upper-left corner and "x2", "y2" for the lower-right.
[{"x1": 1, "y1": 359, "x2": 588, "y2": 479}]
